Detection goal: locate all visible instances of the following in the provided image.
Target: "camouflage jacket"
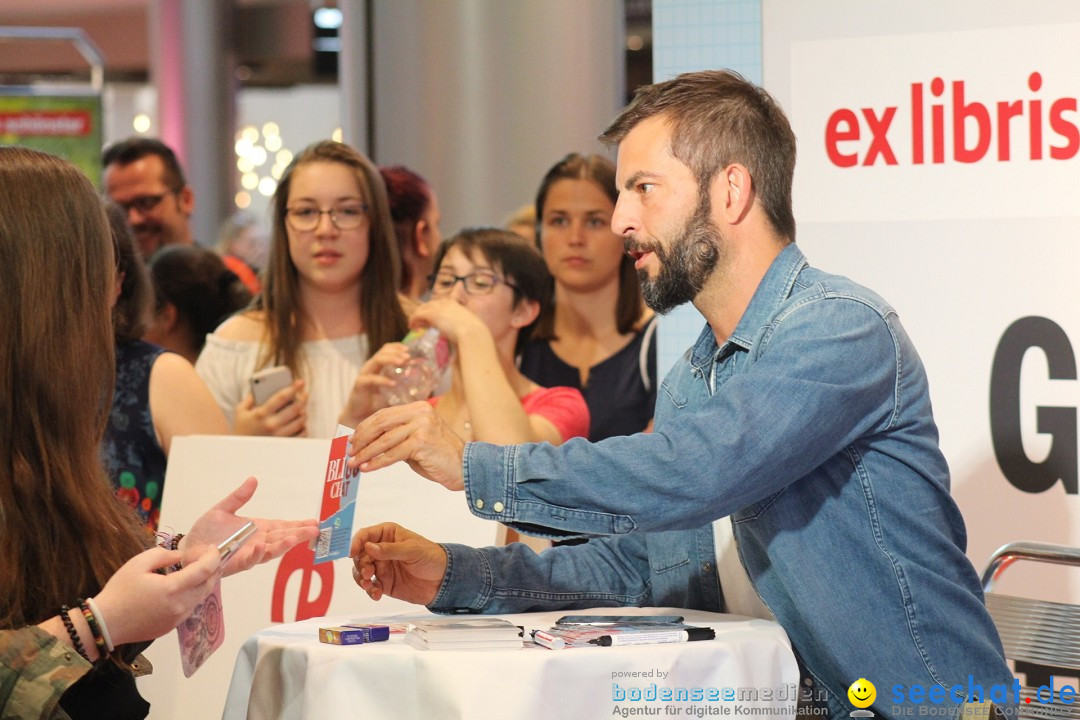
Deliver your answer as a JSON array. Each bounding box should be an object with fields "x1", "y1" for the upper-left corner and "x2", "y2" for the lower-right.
[{"x1": 0, "y1": 626, "x2": 90, "y2": 720}]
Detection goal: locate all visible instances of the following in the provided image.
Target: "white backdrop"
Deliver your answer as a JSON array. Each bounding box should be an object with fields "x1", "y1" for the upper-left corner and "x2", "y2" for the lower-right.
[
  {"x1": 136, "y1": 436, "x2": 500, "y2": 720},
  {"x1": 762, "y1": 0, "x2": 1080, "y2": 602}
]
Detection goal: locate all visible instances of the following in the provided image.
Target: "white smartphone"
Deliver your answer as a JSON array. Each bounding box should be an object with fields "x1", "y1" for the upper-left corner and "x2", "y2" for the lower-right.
[{"x1": 250, "y1": 365, "x2": 293, "y2": 406}]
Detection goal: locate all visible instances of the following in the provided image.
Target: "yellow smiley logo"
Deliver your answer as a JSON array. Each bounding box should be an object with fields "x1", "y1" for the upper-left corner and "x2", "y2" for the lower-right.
[{"x1": 848, "y1": 678, "x2": 876, "y2": 709}]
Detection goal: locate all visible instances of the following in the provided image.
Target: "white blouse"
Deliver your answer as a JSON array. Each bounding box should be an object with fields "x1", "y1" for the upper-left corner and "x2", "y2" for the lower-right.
[{"x1": 196, "y1": 333, "x2": 369, "y2": 439}]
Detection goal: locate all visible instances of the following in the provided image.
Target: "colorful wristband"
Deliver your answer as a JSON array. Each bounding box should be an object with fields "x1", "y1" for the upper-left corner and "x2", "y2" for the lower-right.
[
  {"x1": 77, "y1": 598, "x2": 108, "y2": 660},
  {"x1": 85, "y1": 596, "x2": 114, "y2": 653}
]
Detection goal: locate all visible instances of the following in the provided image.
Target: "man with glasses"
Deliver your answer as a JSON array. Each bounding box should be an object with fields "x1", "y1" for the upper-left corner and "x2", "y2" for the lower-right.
[{"x1": 102, "y1": 137, "x2": 196, "y2": 258}]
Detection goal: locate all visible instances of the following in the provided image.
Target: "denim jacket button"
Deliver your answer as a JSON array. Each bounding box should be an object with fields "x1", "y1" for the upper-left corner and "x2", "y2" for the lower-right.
[
  {"x1": 474, "y1": 498, "x2": 485, "y2": 510},
  {"x1": 493, "y1": 501, "x2": 505, "y2": 513},
  {"x1": 702, "y1": 562, "x2": 712, "y2": 573}
]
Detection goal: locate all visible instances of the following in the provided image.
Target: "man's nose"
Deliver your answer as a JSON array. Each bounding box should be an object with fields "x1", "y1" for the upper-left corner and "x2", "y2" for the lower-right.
[{"x1": 610, "y1": 195, "x2": 636, "y2": 238}]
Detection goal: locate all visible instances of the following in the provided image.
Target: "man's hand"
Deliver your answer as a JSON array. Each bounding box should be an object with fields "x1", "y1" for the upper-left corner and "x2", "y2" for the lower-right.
[
  {"x1": 350, "y1": 522, "x2": 448, "y2": 605},
  {"x1": 347, "y1": 402, "x2": 466, "y2": 491}
]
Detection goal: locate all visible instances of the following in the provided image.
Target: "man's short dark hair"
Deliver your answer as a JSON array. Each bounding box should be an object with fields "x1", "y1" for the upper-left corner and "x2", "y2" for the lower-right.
[
  {"x1": 102, "y1": 137, "x2": 188, "y2": 191},
  {"x1": 600, "y1": 70, "x2": 797, "y2": 241}
]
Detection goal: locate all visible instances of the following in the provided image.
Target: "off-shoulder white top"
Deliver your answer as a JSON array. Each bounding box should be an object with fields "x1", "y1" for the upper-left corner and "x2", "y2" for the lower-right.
[{"x1": 195, "y1": 333, "x2": 369, "y2": 439}]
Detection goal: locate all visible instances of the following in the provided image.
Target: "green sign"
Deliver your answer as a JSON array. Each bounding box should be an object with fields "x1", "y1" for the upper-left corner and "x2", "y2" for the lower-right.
[{"x1": 0, "y1": 93, "x2": 103, "y2": 187}]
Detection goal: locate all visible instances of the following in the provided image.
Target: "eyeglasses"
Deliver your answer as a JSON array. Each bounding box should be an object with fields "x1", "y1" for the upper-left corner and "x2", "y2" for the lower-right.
[
  {"x1": 429, "y1": 270, "x2": 518, "y2": 296},
  {"x1": 116, "y1": 192, "x2": 172, "y2": 215},
  {"x1": 285, "y1": 204, "x2": 368, "y2": 232}
]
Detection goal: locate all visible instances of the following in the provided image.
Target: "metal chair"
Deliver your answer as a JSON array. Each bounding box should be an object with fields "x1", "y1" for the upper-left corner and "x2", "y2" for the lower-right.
[{"x1": 981, "y1": 541, "x2": 1080, "y2": 718}]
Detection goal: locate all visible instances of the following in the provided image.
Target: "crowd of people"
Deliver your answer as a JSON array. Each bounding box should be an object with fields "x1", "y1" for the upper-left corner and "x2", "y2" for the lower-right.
[
  {"x1": 1, "y1": 68, "x2": 1016, "y2": 719},
  {"x1": 1, "y1": 104, "x2": 645, "y2": 716}
]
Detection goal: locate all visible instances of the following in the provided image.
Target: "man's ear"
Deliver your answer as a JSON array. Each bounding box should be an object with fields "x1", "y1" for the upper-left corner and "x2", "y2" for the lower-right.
[
  {"x1": 718, "y1": 164, "x2": 752, "y2": 223},
  {"x1": 510, "y1": 297, "x2": 541, "y2": 329},
  {"x1": 177, "y1": 185, "x2": 195, "y2": 216}
]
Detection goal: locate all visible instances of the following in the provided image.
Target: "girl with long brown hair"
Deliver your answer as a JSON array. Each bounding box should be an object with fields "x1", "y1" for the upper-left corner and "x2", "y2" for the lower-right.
[
  {"x1": 0, "y1": 147, "x2": 317, "y2": 719},
  {"x1": 196, "y1": 140, "x2": 409, "y2": 438}
]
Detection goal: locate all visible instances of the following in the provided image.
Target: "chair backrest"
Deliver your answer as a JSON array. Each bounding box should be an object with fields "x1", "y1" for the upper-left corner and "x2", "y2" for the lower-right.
[{"x1": 982, "y1": 542, "x2": 1080, "y2": 718}]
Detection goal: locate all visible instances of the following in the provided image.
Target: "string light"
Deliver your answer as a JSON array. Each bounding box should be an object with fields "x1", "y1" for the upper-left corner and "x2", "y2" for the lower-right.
[{"x1": 234, "y1": 123, "x2": 289, "y2": 208}]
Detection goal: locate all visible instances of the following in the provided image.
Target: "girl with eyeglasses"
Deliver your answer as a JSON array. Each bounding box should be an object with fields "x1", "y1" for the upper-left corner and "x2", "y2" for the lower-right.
[
  {"x1": 338, "y1": 228, "x2": 588, "y2": 447},
  {"x1": 195, "y1": 141, "x2": 408, "y2": 438}
]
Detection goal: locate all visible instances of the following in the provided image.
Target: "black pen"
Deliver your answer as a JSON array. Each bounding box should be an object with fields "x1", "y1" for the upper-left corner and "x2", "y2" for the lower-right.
[{"x1": 588, "y1": 627, "x2": 715, "y2": 647}]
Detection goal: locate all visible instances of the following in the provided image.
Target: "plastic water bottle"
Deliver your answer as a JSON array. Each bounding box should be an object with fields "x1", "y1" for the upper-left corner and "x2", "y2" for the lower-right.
[{"x1": 378, "y1": 328, "x2": 453, "y2": 406}]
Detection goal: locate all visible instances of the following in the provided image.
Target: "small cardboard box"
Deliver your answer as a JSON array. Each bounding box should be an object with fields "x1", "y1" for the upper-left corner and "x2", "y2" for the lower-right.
[{"x1": 319, "y1": 624, "x2": 391, "y2": 645}]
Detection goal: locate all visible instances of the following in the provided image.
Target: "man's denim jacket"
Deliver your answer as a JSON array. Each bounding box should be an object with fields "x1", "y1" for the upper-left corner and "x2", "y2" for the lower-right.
[{"x1": 432, "y1": 244, "x2": 1012, "y2": 717}]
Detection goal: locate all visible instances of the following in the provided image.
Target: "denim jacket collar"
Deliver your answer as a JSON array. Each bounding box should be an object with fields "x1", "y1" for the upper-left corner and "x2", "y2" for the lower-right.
[{"x1": 689, "y1": 242, "x2": 808, "y2": 372}]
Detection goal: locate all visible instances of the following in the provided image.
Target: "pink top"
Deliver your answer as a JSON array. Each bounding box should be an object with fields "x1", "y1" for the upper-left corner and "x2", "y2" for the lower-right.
[{"x1": 430, "y1": 386, "x2": 589, "y2": 442}]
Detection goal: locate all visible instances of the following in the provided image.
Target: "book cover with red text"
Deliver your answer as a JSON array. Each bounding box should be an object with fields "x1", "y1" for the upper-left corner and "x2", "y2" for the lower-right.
[{"x1": 313, "y1": 424, "x2": 360, "y2": 564}]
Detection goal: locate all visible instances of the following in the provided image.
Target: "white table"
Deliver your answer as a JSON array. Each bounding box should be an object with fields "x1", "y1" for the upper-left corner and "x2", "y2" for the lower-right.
[{"x1": 223, "y1": 606, "x2": 800, "y2": 720}]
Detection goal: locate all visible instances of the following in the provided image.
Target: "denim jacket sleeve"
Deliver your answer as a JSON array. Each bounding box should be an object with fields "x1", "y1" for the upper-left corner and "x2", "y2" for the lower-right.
[
  {"x1": 461, "y1": 287, "x2": 905, "y2": 536},
  {"x1": 429, "y1": 534, "x2": 653, "y2": 613}
]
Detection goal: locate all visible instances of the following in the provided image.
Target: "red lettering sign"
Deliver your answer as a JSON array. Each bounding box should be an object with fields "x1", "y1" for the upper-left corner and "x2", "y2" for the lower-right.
[
  {"x1": 0, "y1": 111, "x2": 92, "y2": 137},
  {"x1": 826, "y1": 71, "x2": 1080, "y2": 167}
]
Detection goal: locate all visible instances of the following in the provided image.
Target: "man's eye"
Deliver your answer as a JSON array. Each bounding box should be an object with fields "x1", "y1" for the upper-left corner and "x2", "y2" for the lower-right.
[{"x1": 638, "y1": 183, "x2": 655, "y2": 194}]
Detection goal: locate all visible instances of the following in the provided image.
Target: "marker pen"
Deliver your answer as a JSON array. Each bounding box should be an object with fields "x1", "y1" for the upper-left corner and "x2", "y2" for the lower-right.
[
  {"x1": 531, "y1": 630, "x2": 566, "y2": 650},
  {"x1": 588, "y1": 627, "x2": 715, "y2": 647}
]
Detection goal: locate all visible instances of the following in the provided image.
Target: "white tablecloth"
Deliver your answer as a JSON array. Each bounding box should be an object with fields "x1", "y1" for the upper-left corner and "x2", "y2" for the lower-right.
[{"x1": 223, "y1": 606, "x2": 800, "y2": 720}]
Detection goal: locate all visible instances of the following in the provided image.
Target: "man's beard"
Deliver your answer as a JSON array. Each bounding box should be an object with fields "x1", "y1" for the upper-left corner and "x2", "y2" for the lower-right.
[{"x1": 628, "y1": 192, "x2": 723, "y2": 315}]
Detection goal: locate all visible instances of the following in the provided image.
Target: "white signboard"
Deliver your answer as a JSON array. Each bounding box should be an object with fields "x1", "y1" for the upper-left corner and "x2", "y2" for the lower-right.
[
  {"x1": 136, "y1": 435, "x2": 499, "y2": 720},
  {"x1": 764, "y1": 0, "x2": 1080, "y2": 603}
]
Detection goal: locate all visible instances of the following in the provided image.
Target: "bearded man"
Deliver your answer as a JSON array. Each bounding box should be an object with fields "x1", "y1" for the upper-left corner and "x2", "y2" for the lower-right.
[{"x1": 344, "y1": 70, "x2": 1013, "y2": 719}]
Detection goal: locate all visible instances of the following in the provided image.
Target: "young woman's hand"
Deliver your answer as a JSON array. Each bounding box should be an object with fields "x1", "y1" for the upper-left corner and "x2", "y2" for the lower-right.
[
  {"x1": 182, "y1": 476, "x2": 320, "y2": 577},
  {"x1": 92, "y1": 545, "x2": 222, "y2": 646},
  {"x1": 233, "y1": 379, "x2": 308, "y2": 437},
  {"x1": 409, "y1": 298, "x2": 488, "y2": 345},
  {"x1": 338, "y1": 342, "x2": 411, "y2": 427}
]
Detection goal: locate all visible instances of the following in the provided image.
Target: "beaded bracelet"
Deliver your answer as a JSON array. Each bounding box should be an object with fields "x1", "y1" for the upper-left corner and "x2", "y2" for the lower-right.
[
  {"x1": 59, "y1": 605, "x2": 91, "y2": 662},
  {"x1": 84, "y1": 596, "x2": 115, "y2": 653},
  {"x1": 154, "y1": 532, "x2": 186, "y2": 574},
  {"x1": 77, "y1": 598, "x2": 108, "y2": 660},
  {"x1": 168, "y1": 533, "x2": 185, "y2": 572}
]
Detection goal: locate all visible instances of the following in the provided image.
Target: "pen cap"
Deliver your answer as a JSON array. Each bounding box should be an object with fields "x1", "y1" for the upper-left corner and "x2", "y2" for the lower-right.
[{"x1": 684, "y1": 627, "x2": 715, "y2": 641}]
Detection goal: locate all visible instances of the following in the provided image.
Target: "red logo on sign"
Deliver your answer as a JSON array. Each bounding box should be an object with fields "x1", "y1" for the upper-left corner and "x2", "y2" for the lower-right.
[
  {"x1": 0, "y1": 111, "x2": 93, "y2": 137},
  {"x1": 825, "y1": 72, "x2": 1079, "y2": 167}
]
